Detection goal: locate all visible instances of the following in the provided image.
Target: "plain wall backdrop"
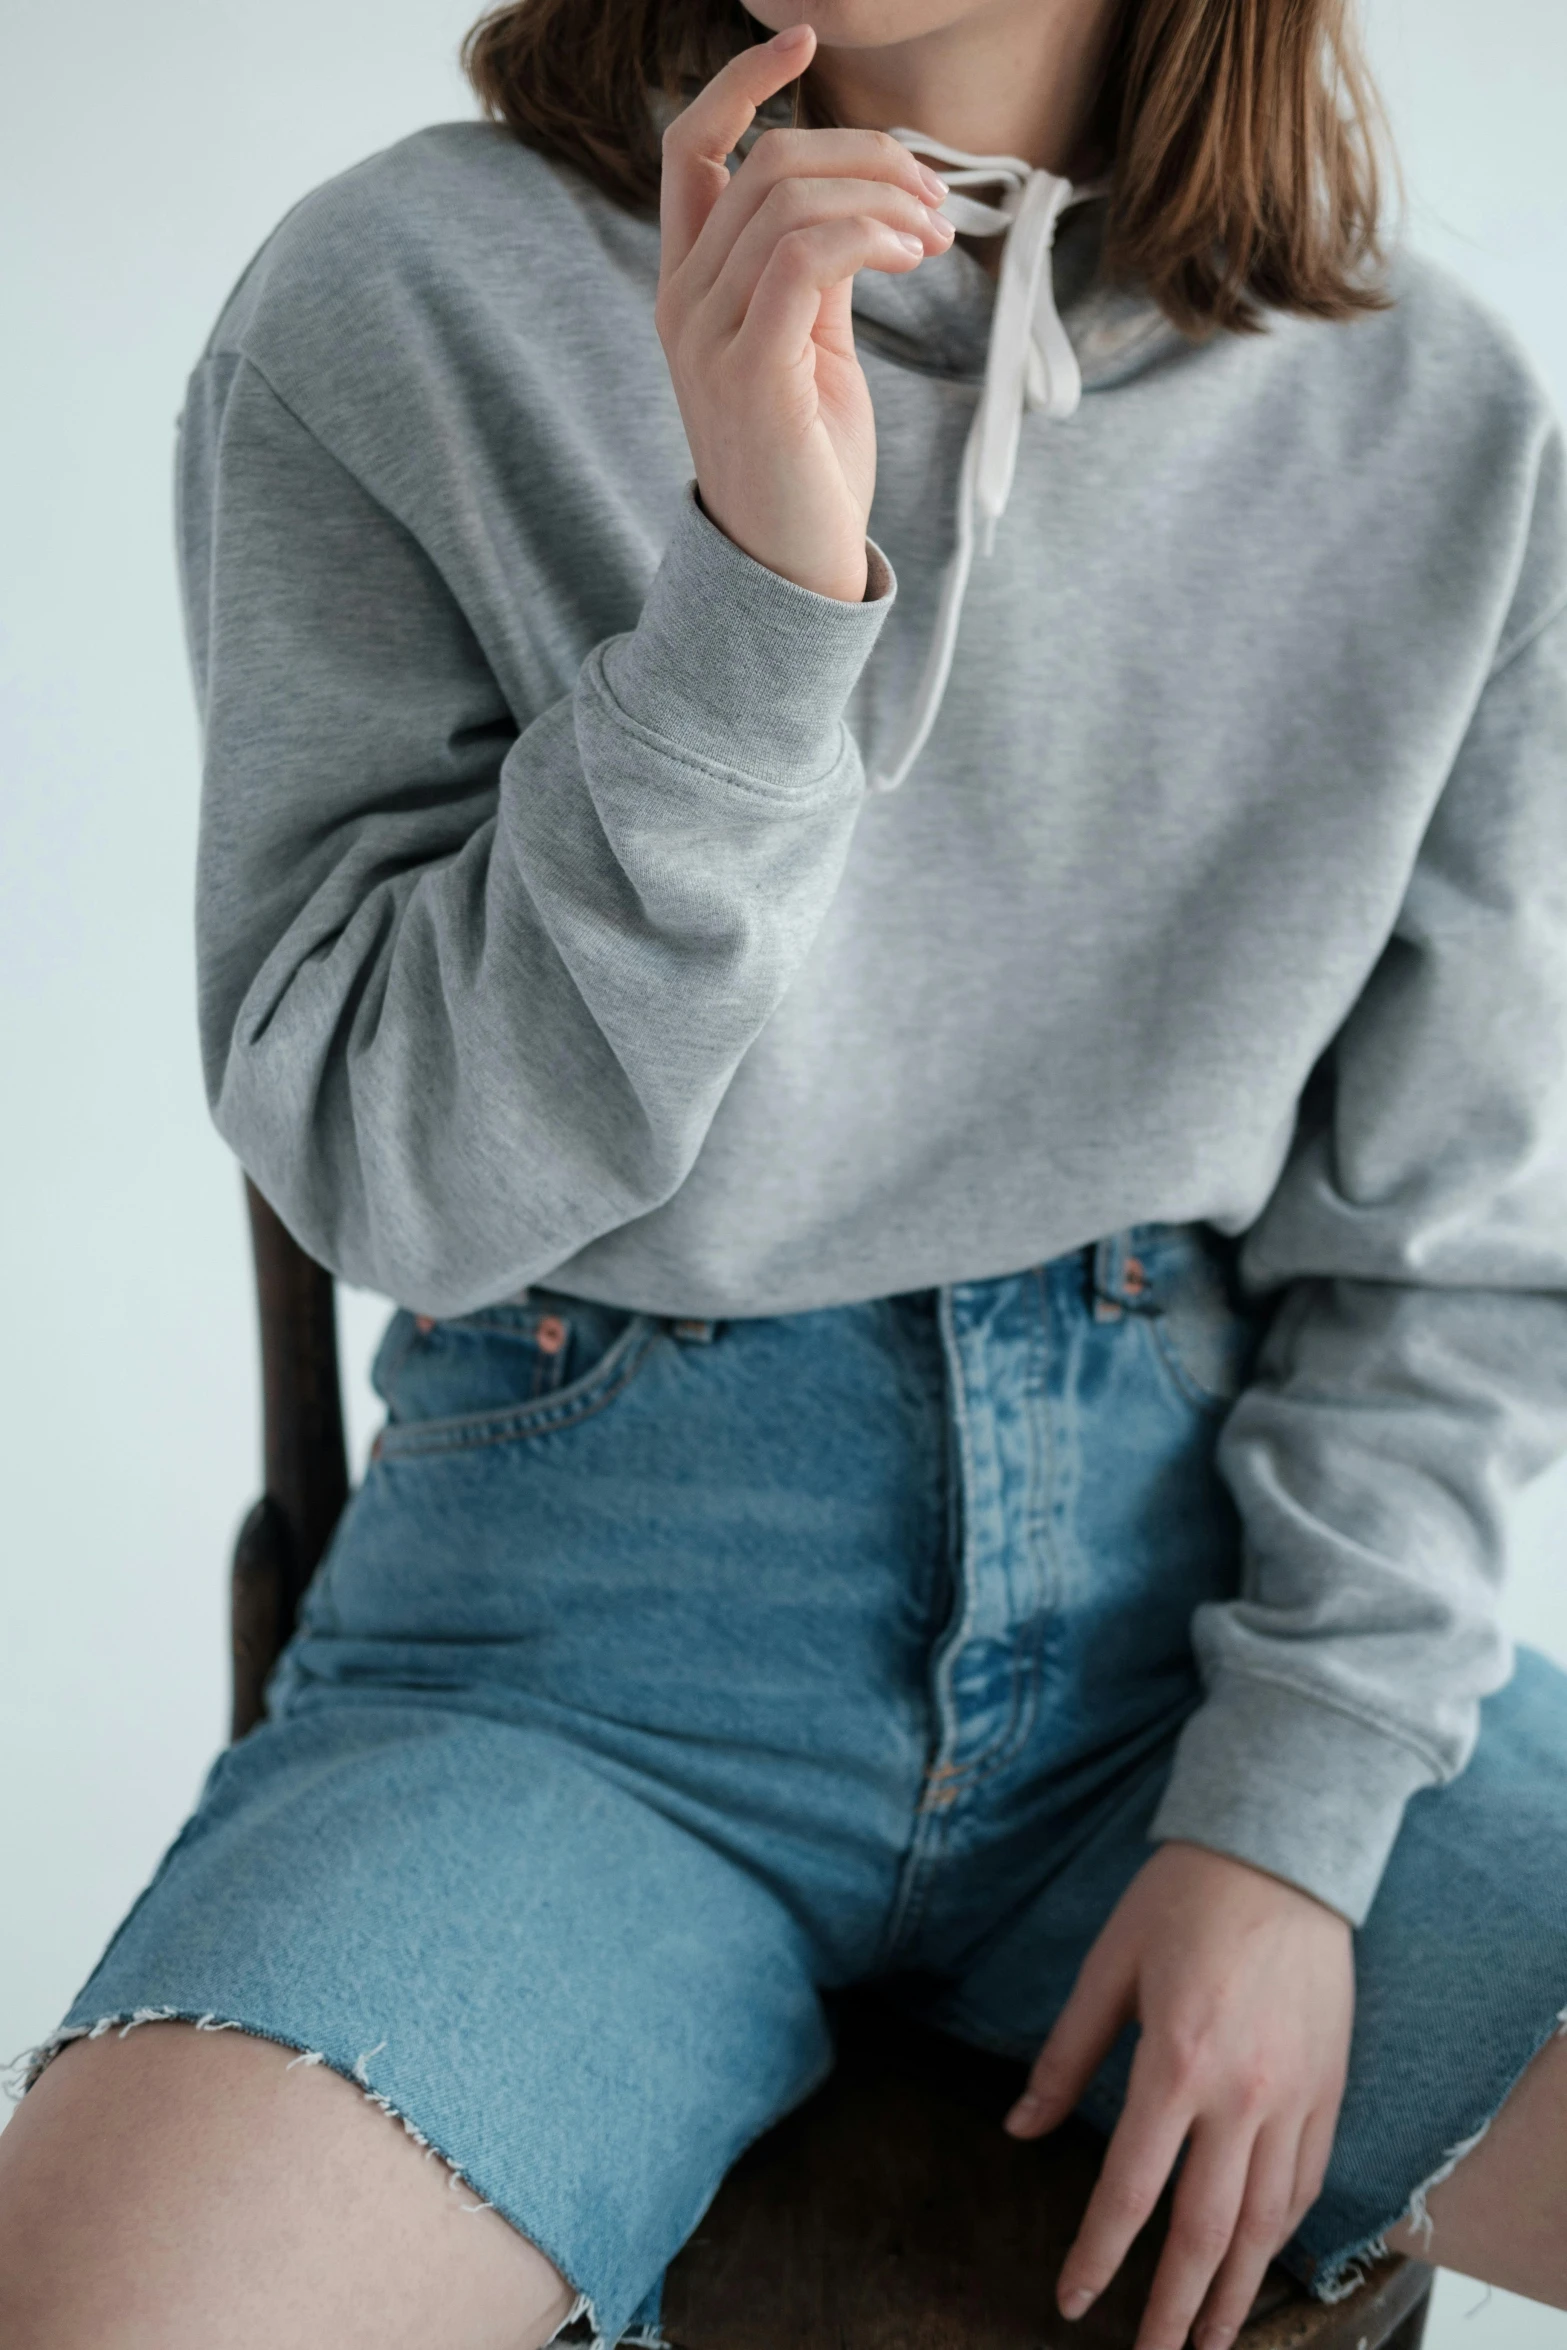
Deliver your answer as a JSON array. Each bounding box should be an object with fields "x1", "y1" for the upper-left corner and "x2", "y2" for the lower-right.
[{"x1": 2, "y1": 4, "x2": 1564, "y2": 2338}]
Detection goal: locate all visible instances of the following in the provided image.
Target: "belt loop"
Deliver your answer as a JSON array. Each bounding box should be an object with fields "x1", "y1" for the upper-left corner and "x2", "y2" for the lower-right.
[
  {"x1": 1091, "y1": 1233, "x2": 1125, "y2": 1321},
  {"x1": 1090, "y1": 1229, "x2": 1159, "y2": 1319}
]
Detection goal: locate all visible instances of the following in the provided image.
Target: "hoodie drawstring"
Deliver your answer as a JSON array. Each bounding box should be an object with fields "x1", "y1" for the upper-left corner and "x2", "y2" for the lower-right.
[{"x1": 866, "y1": 130, "x2": 1090, "y2": 794}]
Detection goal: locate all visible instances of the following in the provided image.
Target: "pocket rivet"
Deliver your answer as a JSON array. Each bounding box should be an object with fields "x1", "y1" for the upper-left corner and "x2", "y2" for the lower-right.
[
  {"x1": 535, "y1": 1314, "x2": 568, "y2": 1354},
  {"x1": 1122, "y1": 1256, "x2": 1149, "y2": 1298},
  {"x1": 414, "y1": 1315, "x2": 435, "y2": 1335}
]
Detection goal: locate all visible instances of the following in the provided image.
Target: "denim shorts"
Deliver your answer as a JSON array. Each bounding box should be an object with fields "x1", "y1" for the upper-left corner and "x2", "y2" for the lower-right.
[{"x1": 31, "y1": 1227, "x2": 1567, "y2": 2339}]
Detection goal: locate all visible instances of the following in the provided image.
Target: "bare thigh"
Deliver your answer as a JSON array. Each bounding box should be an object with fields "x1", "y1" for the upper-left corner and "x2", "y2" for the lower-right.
[{"x1": 0, "y1": 2023, "x2": 576, "y2": 2350}]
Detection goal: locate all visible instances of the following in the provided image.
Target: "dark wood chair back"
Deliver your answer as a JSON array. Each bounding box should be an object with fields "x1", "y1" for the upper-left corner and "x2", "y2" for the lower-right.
[
  {"x1": 231, "y1": 1180, "x2": 349, "y2": 1740},
  {"x1": 231, "y1": 1175, "x2": 1433, "y2": 2350}
]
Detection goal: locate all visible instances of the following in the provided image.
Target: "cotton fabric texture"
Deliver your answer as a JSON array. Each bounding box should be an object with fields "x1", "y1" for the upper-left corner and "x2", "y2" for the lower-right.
[
  {"x1": 37, "y1": 1246, "x2": 1567, "y2": 2331},
  {"x1": 178, "y1": 121, "x2": 1567, "y2": 1928}
]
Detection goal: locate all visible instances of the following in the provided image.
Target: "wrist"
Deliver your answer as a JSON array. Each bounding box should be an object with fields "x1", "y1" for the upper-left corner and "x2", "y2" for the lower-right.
[
  {"x1": 1159, "y1": 1838, "x2": 1355, "y2": 1931},
  {"x1": 693, "y1": 482, "x2": 870, "y2": 604},
  {"x1": 598, "y1": 481, "x2": 895, "y2": 791}
]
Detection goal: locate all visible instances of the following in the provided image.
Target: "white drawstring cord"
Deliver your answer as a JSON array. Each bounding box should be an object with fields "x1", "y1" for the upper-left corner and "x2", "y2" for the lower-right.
[{"x1": 866, "y1": 129, "x2": 1091, "y2": 794}]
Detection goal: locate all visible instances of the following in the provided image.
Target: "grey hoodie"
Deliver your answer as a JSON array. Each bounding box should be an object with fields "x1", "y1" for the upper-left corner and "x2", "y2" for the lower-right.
[{"x1": 182, "y1": 118, "x2": 1567, "y2": 1927}]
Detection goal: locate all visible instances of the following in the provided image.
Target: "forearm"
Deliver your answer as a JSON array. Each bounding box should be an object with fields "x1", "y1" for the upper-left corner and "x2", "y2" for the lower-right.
[{"x1": 1150, "y1": 1278, "x2": 1567, "y2": 1923}]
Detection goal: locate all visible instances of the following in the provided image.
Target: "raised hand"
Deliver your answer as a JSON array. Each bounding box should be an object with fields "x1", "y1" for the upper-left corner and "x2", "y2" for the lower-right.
[
  {"x1": 655, "y1": 21, "x2": 955, "y2": 602},
  {"x1": 1006, "y1": 1840, "x2": 1355, "y2": 2350}
]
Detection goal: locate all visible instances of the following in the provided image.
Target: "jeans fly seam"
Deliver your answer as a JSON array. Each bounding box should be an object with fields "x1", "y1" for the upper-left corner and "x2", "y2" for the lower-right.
[
  {"x1": 878, "y1": 1285, "x2": 1046, "y2": 1957},
  {"x1": 905, "y1": 1649, "x2": 1050, "y2": 1806},
  {"x1": 876, "y1": 1283, "x2": 978, "y2": 1964},
  {"x1": 1027, "y1": 1264, "x2": 1058, "y2": 1625},
  {"x1": 925, "y1": 1286, "x2": 1052, "y2": 1795},
  {"x1": 878, "y1": 1803, "x2": 953, "y2": 1965},
  {"x1": 923, "y1": 1290, "x2": 984, "y2": 1765}
]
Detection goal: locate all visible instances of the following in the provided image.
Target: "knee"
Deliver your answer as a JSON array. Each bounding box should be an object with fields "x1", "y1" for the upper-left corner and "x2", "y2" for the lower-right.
[{"x1": 0, "y1": 2023, "x2": 577, "y2": 2349}]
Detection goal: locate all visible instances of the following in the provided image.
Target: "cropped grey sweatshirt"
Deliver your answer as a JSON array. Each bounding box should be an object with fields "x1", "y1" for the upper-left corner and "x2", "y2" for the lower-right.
[{"x1": 182, "y1": 117, "x2": 1567, "y2": 1927}]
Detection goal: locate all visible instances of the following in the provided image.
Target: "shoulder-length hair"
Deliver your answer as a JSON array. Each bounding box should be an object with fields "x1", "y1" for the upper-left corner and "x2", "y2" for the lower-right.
[{"x1": 462, "y1": 0, "x2": 1390, "y2": 338}]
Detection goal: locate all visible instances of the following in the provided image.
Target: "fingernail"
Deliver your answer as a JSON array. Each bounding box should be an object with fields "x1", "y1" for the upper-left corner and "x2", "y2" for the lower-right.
[
  {"x1": 1060, "y1": 2287, "x2": 1095, "y2": 2320},
  {"x1": 895, "y1": 231, "x2": 925, "y2": 256},
  {"x1": 1196, "y1": 2329, "x2": 1235, "y2": 2350},
  {"x1": 917, "y1": 164, "x2": 949, "y2": 200},
  {"x1": 1003, "y1": 2094, "x2": 1043, "y2": 2134},
  {"x1": 928, "y1": 208, "x2": 955, "y2": 241},
  {"x1": 769, "y1": 21, "x2": 810, "y2": 45}
]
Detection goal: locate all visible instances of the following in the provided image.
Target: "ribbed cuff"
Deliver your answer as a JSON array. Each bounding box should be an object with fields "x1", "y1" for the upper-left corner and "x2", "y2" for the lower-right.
[
  {"x1": 601, "y1": 480, "x2": 896, "y2": 788},
  {"x1": 1147, "y1": 1674, "x2": 1438, "y2": 1926}
]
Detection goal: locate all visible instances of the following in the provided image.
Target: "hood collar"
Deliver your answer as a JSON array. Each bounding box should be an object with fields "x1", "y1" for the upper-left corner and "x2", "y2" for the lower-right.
[{"x1": 707, "y1": 96, "x2": 1174, "y2": 792}]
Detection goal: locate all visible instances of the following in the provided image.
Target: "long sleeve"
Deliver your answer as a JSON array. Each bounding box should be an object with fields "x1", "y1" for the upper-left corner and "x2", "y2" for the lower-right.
[
  {"x1": 1150, "y1": 456, "x2": 1567, "y2": 1924},
  {"x1": 184, "y1": 354, "x2": 895, "y2": 1314}
]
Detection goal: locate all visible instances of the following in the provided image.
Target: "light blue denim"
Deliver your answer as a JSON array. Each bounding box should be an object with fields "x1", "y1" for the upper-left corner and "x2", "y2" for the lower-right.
[{"x1": 38, "y1": 1227, "x2": 1567, "y2": 2336}]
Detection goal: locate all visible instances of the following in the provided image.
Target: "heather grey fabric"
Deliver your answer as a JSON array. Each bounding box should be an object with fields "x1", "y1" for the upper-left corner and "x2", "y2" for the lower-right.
[{"x1": 182, "y1": 122, "x2": 1567, "y2": 1923}]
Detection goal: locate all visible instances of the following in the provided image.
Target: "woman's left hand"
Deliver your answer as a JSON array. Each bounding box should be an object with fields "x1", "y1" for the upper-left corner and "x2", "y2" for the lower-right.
[{"x1": 1004, "y1": 1840, "x2": 1355, "y2": 2350}]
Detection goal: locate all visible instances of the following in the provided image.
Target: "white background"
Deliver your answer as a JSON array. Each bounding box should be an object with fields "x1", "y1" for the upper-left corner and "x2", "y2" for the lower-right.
[{"x1": 1, "y1": 2, "x2": 1564, "y2": 2337}]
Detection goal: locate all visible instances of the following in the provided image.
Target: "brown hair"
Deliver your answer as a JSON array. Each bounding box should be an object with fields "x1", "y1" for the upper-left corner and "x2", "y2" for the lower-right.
[{"x1": 462, "y1": 0, "x2": 1390, "y2": 338}]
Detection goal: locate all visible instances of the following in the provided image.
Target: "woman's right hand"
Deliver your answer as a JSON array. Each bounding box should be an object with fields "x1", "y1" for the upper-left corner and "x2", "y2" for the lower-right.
[{"x1": 655, "y1": 22, "x2": 955, "y2": 602}]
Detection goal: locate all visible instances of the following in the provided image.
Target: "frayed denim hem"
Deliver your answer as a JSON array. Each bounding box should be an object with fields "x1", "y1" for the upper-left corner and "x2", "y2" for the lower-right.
[
  {"x1": 1304, "y1": 1995, "x2": 1567, "y2": 2303},
  {"x1": 5, "y1": 2007, "x2": 667, "y2": 2350}
]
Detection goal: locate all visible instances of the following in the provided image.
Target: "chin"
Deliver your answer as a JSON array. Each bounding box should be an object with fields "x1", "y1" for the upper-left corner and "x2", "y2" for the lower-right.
[{"x1": 744, "y1": 2, "x2": 992, "y2": 49}]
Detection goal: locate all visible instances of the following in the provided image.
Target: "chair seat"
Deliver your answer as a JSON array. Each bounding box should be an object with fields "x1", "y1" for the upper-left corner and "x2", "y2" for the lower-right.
[{"x1": 662, "y1": 1996, "x2": 1432, "y2": 2350}]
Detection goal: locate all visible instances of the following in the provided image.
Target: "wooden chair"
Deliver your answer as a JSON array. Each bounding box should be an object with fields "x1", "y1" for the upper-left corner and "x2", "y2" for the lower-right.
[{"x1": 231, "y1": 1177, "x2": 1434, "y2": 2350}]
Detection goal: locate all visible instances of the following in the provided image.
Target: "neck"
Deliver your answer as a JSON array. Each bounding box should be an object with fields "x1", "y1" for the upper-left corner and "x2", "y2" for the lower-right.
[{"x1": 804, "y1": 0, "x2": 1122, "y2": 182}]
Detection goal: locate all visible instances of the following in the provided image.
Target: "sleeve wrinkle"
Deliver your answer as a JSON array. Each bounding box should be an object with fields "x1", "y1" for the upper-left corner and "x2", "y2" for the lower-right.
[{"x1": 1489, "y1": 585, "x2": 1567, "y2": 680}]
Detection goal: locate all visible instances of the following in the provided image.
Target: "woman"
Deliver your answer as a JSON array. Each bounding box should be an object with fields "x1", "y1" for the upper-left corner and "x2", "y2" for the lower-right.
[{"x1": 2, "y1": 1, "x2": 1564, "y2": 2343}]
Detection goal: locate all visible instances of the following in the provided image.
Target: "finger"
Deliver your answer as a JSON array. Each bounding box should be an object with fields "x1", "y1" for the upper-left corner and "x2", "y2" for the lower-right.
[
  {"x1": 700, "y1": 175, "x2": 951, "y2": 337},
  {"x1": 681, "y1": 125, "x2": 950, "y2": 303},
  {"x1": 1128, "y1": 2113, "x2": 1254, "y2": 2350},
  {"x1": 1288, "y1": 2100, "x2": 1338, "y2": 2230},
  {"x1": 731, "y1": 214, "x2": 932, "y2": 372},
  {"x1": 1054, "y1": 2053, "x2": 1194, "y2": 2322},
  {"x1": 659, "y1": 21, "x2": 816, "y2": 273},
  {"x1": 1005, "y1": 1940, "x2": 1137, "y2": 2140},
  {"x1": 1187, "y1": 2119, "x2": 1301, "y2": 2350}
]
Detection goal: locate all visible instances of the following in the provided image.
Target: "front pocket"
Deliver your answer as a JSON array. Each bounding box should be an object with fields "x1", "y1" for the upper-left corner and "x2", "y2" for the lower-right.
[
  {"x1": 371, "y1": 1290, "x2": 659, "y2": 1458},
  {"x1": 1094, "y1": 1225, "x2": 1267, "y2": 1417}
]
